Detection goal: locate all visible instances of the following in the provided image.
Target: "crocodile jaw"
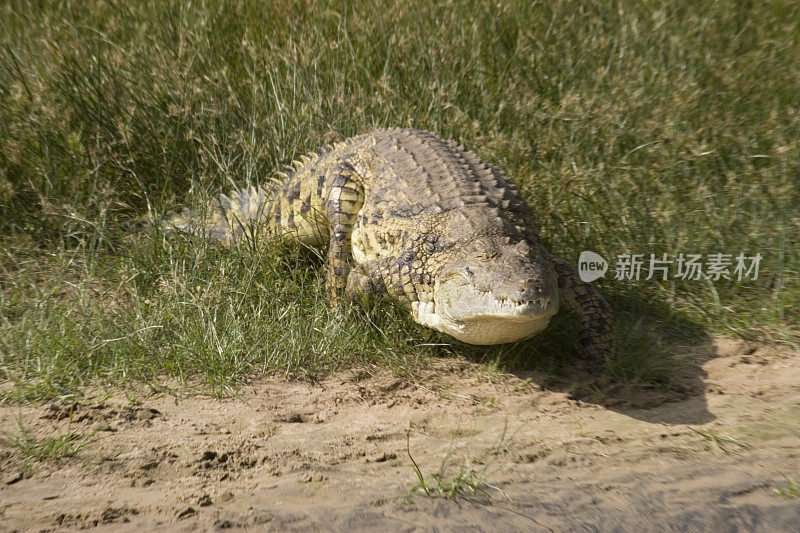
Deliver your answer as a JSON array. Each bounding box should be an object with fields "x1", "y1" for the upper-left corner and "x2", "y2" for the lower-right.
[{"x1": 411, "y1": 299, "x2": 557, "y2": 345}]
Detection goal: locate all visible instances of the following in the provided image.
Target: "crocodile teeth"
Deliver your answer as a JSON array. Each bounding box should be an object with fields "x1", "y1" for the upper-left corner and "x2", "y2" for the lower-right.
[
  {"x1": 497, "y1": 298, "x2": 520, "y2": 307},
  {"x1": 412, "y1": 301, "x2": 436, "y2": 318},
  {"x1": 495, "y1": 298, "x2": 534, "y2": 311}
]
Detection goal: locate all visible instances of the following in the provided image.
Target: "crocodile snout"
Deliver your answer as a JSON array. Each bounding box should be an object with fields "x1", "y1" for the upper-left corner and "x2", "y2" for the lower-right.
[
  {"x1": 496, "y1": 274, "x2": 558, "y2": 316},
  {"x1": 515, "y1": 278, "x2": 545, "y2": 300}
]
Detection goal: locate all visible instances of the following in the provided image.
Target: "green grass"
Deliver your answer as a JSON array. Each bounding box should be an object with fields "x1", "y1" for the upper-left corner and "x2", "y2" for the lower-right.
[
  {"x1": 1, "y1": 0, "x2": 798, "y2": 401},
  {"x1": 406, "y1": 423, "x2": 508, "y2": 500},
  {"x1": 1, "y1": 418, "x2": 93, "y2": 464},
  {"x1": 688, "y1": 426, "x2": 751, "y2": 454},
  {"x1": 775, "y1": 475, "x2": 800, "y2": 499}
]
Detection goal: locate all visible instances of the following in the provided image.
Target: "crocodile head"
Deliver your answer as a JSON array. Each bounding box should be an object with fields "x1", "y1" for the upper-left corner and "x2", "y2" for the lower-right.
[{"x1": 412, "y1": 237, "x2": 559, "y2": 345}]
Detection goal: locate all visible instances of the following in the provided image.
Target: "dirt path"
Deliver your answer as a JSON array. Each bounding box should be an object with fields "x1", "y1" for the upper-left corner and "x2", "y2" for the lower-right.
[{"x1": 2, "y1": 339, "x2": 799, "y2": 531}]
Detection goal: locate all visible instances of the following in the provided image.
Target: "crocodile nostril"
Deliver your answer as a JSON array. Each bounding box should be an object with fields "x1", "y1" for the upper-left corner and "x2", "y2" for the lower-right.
[
  {"x1": 518, "y1": 282, "x2": 542, "y2": 299},
  {"x1": 517, "y1": 288, "x2": 535, "y2": 300}
]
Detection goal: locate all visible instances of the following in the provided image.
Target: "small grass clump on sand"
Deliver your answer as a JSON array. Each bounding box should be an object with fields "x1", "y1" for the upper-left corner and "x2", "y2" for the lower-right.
[
  {"x1": 1, "y1": 418, "x2": 93, "y2": 466},
  {"x1": 687, "y1": 426, "x2": 751, "y2": 455},
  {"x1": 1, "y1": 1, "x2": 798, "y2": 400},
  {"x1": 775, "y1": 476, "x2": 800, "y2": 500},
  {"x1": 405, "y1": 424, "x2": 508, "y2": 500}
]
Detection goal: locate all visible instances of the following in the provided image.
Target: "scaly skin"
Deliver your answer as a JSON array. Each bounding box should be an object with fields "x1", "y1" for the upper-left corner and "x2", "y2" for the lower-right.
[{"x1": 166, "y1": 128, "x2": 613, "y2": 368}]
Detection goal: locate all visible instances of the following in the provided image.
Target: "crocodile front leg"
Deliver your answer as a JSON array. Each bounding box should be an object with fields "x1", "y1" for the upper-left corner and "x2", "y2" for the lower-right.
[
  {"x1": 324, "y1": 161, "x2": 365, "y2": 302},
  {"x1": 344, "y1": 256, "x2": 413, "y2": 303},
  {"x1": 550, "y1": 255, "x2": 614, "y2": 372},
  {"x1": 345, "y1": 264, "x2": 388, "y2": 302},
  {"x1": 346, "y1": 259, "x2": 454, "y2": 336}
]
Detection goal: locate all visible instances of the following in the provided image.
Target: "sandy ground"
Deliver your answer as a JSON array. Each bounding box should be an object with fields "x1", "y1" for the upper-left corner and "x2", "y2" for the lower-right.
[{"x1": 1, "y1": 338, "x2": 799, "y2": 532}]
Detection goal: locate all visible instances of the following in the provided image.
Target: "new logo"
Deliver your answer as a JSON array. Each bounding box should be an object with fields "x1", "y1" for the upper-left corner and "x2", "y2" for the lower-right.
[{"x1": 578, "y1": 251, "x2": 608, "y2": 283}]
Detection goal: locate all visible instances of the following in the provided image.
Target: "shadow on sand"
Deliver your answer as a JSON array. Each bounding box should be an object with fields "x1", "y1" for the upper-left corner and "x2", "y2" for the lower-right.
[{"x1": 455, "y1": 288, "x2": 716, "y2": 425}]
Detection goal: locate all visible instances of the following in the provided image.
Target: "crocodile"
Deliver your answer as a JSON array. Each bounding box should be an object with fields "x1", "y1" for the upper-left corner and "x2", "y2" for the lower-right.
[{"x1": 167, "y1": 128, "x2": 613, "y2": 367}]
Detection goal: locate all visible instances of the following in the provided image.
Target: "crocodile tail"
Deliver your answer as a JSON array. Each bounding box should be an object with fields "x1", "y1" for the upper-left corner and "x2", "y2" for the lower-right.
[{"x1": 161, "y1": 183, "x2": 278, "y2": 244}]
